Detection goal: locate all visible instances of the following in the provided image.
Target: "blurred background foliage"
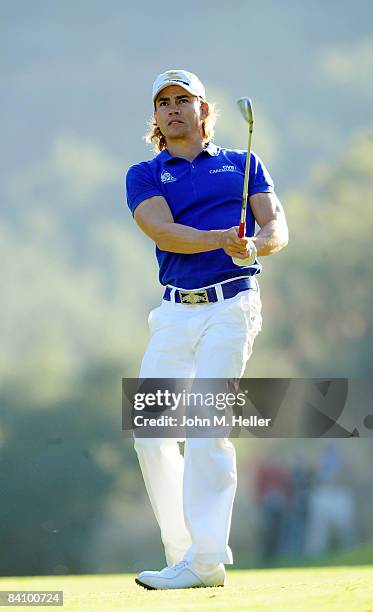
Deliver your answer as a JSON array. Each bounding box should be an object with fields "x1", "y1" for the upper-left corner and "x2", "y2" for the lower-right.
[{"x1": 1, "y1": 0, "x2": 372, "y2": 576}]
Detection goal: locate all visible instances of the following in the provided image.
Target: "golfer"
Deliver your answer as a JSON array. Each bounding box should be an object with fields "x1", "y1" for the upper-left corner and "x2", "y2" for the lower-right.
[{"x1": 125, "y1": 69, "x2": 288, "y2": 589}]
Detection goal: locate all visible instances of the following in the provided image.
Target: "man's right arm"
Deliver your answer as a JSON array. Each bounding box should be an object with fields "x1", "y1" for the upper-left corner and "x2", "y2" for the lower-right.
[{"x1": 134, "y1": 195, "x2": 250, "y2": 258}]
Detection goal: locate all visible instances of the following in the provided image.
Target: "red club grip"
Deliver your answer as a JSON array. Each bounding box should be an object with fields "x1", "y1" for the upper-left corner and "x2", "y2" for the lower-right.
[{"x1": 238, "y1": 222, "x2": 246, "y2": 238}]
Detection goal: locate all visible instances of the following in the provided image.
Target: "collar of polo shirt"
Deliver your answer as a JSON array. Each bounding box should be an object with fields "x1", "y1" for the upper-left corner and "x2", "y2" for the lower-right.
[{"x1": 159, "y1": 142, "x2": 219, "y2": 162}]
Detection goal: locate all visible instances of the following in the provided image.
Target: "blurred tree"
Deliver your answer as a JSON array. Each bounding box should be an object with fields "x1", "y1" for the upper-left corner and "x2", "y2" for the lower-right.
[
  {"x1": 247, "y1": 130, "x2": 373, "y2": 377},
  {"x1": 0, "y1": 361, "x2": 141, "y2": 576}
]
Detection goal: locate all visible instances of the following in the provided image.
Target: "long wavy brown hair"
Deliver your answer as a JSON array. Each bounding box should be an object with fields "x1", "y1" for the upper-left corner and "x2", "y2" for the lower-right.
[{"x1": 144, "y1": 99, "x2": 217, "y2": 153}]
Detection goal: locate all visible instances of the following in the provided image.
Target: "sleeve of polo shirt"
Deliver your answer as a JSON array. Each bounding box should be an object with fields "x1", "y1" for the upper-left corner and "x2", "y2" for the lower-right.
[
  {"x1": 247, "y1": 152, "x2": 274, "y2": 197},
  {"x1": 125, "y1": 162, "x2": 162, "y2": 216}
]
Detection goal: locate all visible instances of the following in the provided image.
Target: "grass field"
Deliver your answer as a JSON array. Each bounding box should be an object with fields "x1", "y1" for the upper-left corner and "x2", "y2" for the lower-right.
[{"x1": 1, "y1": 566, "x2": 373, "y2": 611}]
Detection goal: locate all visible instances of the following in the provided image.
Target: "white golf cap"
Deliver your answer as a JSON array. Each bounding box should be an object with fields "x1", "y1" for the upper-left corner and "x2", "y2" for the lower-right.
[{"x1": 152, "y1": 69, "x2": 206, "y2": 103}]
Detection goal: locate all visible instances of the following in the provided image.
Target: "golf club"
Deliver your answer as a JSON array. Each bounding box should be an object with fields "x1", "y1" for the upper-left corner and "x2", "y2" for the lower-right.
[{"x1": 232, "y1": 97, "x2": 256, "y2": 267}]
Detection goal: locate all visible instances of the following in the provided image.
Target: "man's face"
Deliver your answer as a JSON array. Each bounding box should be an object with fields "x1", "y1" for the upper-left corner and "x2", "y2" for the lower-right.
[{"x1": 154, "y1": 85, "x2": 208, "y2": 141}]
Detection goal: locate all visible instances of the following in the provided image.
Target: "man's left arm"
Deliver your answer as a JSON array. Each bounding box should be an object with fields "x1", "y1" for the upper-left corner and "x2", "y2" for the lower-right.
[{"x1": 249, "y1": 191, "x2": 289, "y2": 256}]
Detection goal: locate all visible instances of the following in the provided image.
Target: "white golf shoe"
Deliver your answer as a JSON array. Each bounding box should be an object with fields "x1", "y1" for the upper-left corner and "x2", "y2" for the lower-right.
[{"x1": 135, "y1": 559, "x2": 226, "y2": 590}]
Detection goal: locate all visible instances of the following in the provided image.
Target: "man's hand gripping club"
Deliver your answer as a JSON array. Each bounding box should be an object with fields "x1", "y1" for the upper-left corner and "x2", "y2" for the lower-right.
[{"x1": 220, "y1": 227, "x2": 256, "y2": 261}]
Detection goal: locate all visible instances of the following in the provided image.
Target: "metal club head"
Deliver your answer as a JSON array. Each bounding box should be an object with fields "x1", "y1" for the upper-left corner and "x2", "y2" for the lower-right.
[{"x1": 237, "y1": 97, "x2": 254, "y2": 126}]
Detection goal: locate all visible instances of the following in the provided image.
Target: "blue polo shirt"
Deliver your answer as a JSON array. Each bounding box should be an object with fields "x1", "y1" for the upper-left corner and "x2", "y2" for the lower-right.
[{"x1": 126, "y1": 142, "x2": 274, "y2": 289}]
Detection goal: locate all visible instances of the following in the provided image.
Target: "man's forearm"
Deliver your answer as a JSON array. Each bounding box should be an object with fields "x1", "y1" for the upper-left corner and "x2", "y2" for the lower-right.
[
  {"x1": 155, "y1": 221, "x2": 223, "y2": 253},
  {"x1": 252, "y1": 219, "x2": 289, "y2": 256}
]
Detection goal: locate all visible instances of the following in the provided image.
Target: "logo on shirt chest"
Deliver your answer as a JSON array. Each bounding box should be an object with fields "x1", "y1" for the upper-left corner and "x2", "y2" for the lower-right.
[
  {"x1": 160, "y1": 171, "x2": 177, "y2": 183},
  {"x1": 209, "y1": 165, "x2": 237, "y2": 174}
]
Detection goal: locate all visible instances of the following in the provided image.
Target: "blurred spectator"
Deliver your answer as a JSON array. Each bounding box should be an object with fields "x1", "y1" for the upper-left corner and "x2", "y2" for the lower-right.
[
  {"x1": 281, "y1": 455, "x2": 313, "y2": 556},
  {"x1": 305, "y1": 444, "x2": 357, "y2": 557},
  {"x1": 254, "y1": 453, "x2": 291, "y2": 562}
]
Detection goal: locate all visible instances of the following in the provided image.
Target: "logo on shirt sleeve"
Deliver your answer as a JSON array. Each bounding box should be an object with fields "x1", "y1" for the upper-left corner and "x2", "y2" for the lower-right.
[{"x1": 161, "y1": 171, "x2": 177, "y2": 183}]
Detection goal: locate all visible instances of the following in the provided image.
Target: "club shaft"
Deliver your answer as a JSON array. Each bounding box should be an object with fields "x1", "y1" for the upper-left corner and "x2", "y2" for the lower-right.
[{"x1": 238, "y1": 122, "x2": 253, "y2": 238}]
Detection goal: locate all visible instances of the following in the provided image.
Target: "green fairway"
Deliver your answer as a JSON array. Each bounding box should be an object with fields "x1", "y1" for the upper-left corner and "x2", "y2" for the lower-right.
[{"x1": 1, "y1": 566, "x2": 372, "y2": 611}]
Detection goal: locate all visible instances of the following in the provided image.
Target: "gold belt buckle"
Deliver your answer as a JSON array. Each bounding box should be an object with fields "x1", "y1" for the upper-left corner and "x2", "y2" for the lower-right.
[{"x1": 179, "y1": 289, "x2": 209, "y2": 304}]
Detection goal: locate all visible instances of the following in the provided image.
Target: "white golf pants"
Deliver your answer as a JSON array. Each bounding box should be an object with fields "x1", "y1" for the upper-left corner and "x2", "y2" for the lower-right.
[{"x1": 134, "y1": 284, "x2": 262, "y2": 566}]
